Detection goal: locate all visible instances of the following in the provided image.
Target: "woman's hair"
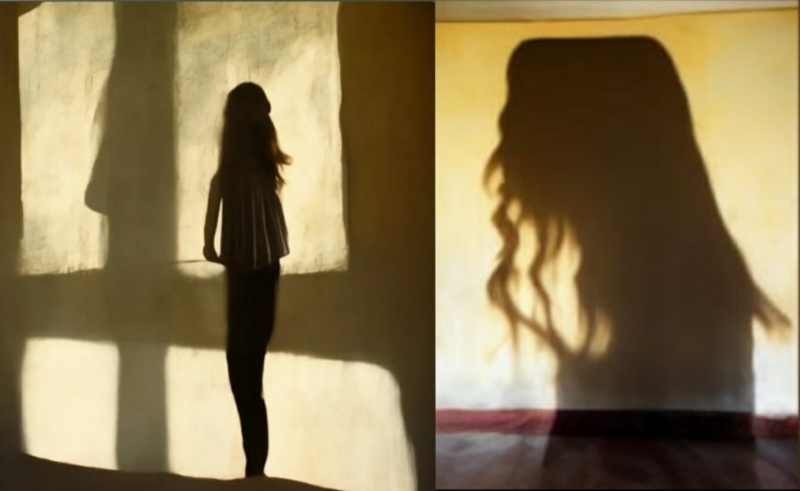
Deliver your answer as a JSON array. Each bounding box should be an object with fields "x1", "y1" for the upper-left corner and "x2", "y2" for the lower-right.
[
  {"x1": 485, "y1": 37, "x2": 789, "y2": 355},
  {"x1": 219, "y1": 82, "x2": 291, "y2": 191}
]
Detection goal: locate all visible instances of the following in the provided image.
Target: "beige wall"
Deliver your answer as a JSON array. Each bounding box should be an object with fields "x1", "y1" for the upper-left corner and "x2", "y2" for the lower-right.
[
  {"x1": 17, "y1": 2, "x2": 347, "y2": 278},
  {"x1": 436, "y1": 9, "x2": 797, "y2": 414},
  {"x1": 1, "y1": 2, "x2": 434, "y2": 491}
]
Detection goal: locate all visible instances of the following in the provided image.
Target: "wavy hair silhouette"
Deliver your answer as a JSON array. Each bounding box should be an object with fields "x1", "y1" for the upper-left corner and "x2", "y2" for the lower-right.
[
  {"x1": 219, "y1": 82, "x2": 292, "y2": 192},
  {"x1": 484, "y1": 37, "x2": 789, "y2": 407}
]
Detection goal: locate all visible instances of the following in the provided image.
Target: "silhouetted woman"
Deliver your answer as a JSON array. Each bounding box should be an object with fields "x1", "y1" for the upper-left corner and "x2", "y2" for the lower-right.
[
  {"x1": 204, "y1": 82, "x2": 290, "y2": 478},
  {"x1": 486, "y1": 37, "x2": 788, "y2": 422}
]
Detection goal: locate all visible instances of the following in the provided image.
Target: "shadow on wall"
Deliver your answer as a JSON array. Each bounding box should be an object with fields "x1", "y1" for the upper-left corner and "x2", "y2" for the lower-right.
[
  {"x1": 0, "y1": 2, "x2": 433, "y2": 490},
  {"x1": 0, "y1": 0, "x2": 25, "y2": 466},
  {"x1": 82, "y1": 2, "x2": 177, "y2": 471},
  {"x1": 484, "y1": 37, "x2": 790, "y2": 415},
  {"x1": 482, "y1": 38, "x2": 794, "y2": 488}
]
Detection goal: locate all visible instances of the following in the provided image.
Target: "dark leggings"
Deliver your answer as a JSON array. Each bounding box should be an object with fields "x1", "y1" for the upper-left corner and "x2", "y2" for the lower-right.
[{"x1": 225, "y1": 262, "x2": 280, "y2": 477}]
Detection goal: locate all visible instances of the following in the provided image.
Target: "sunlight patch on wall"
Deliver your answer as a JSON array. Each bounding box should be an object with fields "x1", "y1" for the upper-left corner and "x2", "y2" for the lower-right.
[
  {"x1": 165, "y1": 348, "x2": 415, "y2": 491},
  {"x1": 753, "y1": 323, "x2": 799, "y2": 415},
  {"x1": 506, "y1": 219, "x2": 611, "y2": 358},
  {"x1": 175, "y1": 2, "x2": 347, "y2": 278},
  {"x1": 436, "y1": 214, "x2": 610, "y2": 410},
  {"x1": 21, "y1": 338, "x2": 119, "y2": 470},
  {"x1": 17, "y1": 2, "x2": 347, "y2": 278},
  {"x1": 17, "y1": 3, "x2": 114, "y2": 276},
  {"x1": 175, "y1": 260, "x2": 225, "y2": 279}
]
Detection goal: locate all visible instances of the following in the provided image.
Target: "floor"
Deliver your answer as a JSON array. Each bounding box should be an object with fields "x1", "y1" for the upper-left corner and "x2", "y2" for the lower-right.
[
  {"x1": 436, "y1": 433, "x2": 798, "y2": 489},
  {"x1": 0, "y1": 451, "x2": 340, "y2": 491}
]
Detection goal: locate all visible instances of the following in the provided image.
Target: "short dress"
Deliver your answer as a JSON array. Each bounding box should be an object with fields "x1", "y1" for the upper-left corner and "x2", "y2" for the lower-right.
[{"x1": 219, "y1": 169, "x2": 289, "y2": 273}]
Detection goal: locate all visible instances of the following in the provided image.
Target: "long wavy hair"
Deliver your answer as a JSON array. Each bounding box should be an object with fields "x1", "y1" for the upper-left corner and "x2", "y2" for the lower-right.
[
  {"x1": 219, "y1": 82, "x2": 291, "y2": 191},
  {"x1": 485, "y1": 37, "x2": 789, "y2": 360}
]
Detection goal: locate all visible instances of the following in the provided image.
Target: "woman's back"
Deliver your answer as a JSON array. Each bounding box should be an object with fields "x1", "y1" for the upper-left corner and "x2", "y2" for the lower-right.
[
  {"x1": 210, "y1": 81, "x2": 291, "y2": 273},
  {"x1": 205, "y1": 82, "x2": 288, "y2": 479},
  {"x1": 218, "y1": 165, "x2": 289, "y2": 272}
]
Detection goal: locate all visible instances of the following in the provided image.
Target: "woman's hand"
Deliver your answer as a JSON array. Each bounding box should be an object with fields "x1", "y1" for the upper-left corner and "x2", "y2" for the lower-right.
[
  {"x1": 204, "y1": 173, "x2": 222, "y2": 262},
  {"x1": 203, "y1": 244, "x2": 220, "y2": 263}
]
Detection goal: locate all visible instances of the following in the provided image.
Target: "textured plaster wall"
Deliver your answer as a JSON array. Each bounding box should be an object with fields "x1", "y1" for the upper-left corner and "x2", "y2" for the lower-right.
[
  {"x1": 436, "y1": 9, "x2": 798, "y2": 415},
  {"x1": 18, "y1": 2, "x2": 346, "y2": 277},
  {"x1": 2, "y1": 2, "x2": 434, "y2": 491}
]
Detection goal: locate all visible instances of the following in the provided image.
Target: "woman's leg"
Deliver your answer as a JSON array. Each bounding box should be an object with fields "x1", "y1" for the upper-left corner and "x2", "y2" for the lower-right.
[
  {"x1": 249, "y1": 262, "x2": 279, "y2": 474},
  {"x1": 225, "y1": 264, "x2": 279, "y2": 477},
  {"x1": 226, "y1": 269, "x2": 265, "y2": 476},
  {"x1": 226, "y1": 346, "x2": 267, "y2": 477}
]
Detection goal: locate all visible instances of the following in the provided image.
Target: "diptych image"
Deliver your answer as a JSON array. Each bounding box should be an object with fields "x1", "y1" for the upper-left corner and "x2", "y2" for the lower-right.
[{"x1": 0, "y1": 1, "x2": 797, "y2": 491}]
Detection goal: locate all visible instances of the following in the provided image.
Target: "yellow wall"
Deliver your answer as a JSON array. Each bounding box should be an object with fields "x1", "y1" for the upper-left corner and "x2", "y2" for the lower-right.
[
  {"x1": 436, "y1": 9, "x2": 798, "y2": 414},
  {"x1": 1, "y1": 2, "x2": 434, "y2": 491}
]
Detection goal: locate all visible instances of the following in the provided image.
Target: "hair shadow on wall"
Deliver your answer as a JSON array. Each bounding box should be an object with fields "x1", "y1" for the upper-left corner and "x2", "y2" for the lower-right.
[{"x1": 484, "y1": 36, "x2": 790, "y2": 421}]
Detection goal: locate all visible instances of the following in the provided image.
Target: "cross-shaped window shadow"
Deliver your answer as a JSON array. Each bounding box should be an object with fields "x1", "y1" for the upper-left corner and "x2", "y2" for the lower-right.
[{"x1": 1, "y1": 2, "x2": 434, "y2": 490}]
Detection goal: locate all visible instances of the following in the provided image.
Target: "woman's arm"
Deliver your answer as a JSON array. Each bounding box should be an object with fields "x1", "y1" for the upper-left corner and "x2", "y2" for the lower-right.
[{"x1": 203, "y1": 173, "x2": 222, "y2": 261}]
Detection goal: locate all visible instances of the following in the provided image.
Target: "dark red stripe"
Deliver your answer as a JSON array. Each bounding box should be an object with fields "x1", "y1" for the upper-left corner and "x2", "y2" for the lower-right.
[{"x1": 436, "y1": 409, "x2": 798, "y2": 439}]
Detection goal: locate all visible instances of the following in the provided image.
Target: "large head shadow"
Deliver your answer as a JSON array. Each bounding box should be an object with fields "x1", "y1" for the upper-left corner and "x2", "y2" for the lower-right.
[
  {"x1": 485, "y1": 37, "x2": 790, "y2": 411},
  {"x1": 1, "y1": 2, "x2": 432, "y2": 490}
]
